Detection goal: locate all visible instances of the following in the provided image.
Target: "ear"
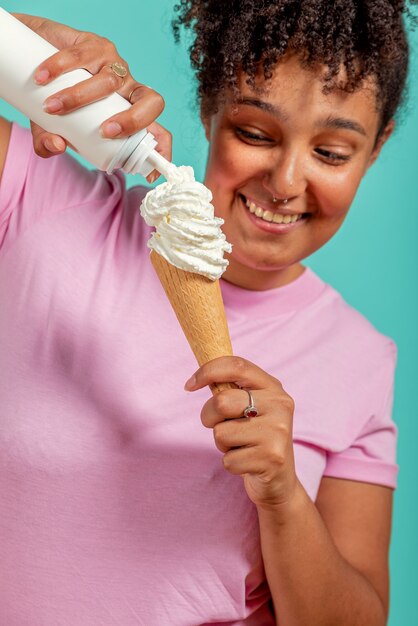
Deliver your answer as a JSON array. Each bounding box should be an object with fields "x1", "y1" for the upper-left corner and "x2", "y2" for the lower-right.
[{"x1": 368, "y1": 119, "x2": 395, "y2": 168}]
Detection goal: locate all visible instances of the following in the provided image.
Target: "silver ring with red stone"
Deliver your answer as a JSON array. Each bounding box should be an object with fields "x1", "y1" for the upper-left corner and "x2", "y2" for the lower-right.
[{"x1": 243, "y1": 390, "x2": 258, "y2": 418}]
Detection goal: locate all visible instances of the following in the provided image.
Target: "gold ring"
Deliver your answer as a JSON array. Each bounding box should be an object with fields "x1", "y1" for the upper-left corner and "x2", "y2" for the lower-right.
[
  {"x1": 109, "y1": 62, "x2": 128, "y2": 79},
  {"x1": 128, "y1": 85, "x2": 144, "y2": 104}
]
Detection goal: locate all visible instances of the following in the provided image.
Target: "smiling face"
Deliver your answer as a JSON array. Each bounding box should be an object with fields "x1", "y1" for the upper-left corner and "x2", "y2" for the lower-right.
[{"x1": 203, "y1": 55, "x2": 392, "y2": 290}]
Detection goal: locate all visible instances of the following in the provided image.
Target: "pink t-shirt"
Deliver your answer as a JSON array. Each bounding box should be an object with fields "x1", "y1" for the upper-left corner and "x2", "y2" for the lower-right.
[{"x1": 0, "y1": 125, "x2": 397, "y2": 625}]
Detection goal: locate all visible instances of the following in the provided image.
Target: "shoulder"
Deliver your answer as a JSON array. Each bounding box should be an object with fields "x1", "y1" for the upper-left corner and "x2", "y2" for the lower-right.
[
  {"x1": 302, "y1": 273, "x2": 397, "y2": 432},
  {"x1": 289, "y1": 274, "x2": 398, "y2": 490},
  {"x1": 284, "y1": 269, "x2": 397, "y2": 419},
  {"x1": 316, "y1": 278, "x2": 396, "y2": 367}
]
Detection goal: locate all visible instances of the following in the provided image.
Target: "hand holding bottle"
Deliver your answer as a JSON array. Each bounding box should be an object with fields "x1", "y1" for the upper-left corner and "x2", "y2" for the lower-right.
[{"x1": 12, "y1": 13, "x2": 171, "y2": 181}]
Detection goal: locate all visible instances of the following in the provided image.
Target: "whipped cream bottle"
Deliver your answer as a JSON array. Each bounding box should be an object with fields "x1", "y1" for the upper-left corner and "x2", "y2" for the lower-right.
[{"x1": 0, "y1": 7, "x2": 169, "y2": 178}]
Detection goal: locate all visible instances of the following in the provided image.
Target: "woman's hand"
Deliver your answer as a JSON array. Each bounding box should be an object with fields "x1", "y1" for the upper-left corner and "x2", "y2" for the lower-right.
[
  {"x1": 185, "y1": 356, "x2": 299, "y2": 513},
  {"x1": 14, "y1": 14, "x2": 171, "y2": 182}
]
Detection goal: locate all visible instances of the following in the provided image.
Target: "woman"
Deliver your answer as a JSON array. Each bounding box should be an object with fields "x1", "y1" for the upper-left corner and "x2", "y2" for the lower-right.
[{"x1": 0, "y1": 2, "x2": 413, "y2": 624}]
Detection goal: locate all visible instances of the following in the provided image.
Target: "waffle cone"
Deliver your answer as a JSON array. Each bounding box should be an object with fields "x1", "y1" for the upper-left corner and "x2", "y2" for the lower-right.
[{"x1": 150, "y1": 250, "x2": 237, "y2": 393}]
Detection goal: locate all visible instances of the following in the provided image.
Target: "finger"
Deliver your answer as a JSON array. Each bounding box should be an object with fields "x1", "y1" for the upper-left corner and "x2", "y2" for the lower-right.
[
  {"x1": 148, "y1": 122, "x2": 172, "y2": 162},
  {"x1": 26, "y1": 18, "x2": 83, "y2": 60},
  {"x1": 201, "y1": 388, "x2": 262, "y2": 428},
  {"x1": 145, "y1": 122, "x2": 173, "y2": 183},
  {"x1": 30, "y1": 121, "x2": 67, "y2": 158},
  {"x1": 185, "y1": 356, "x2": 282, "y2": 393},
  {"x1": 34, "y1": 45, "x2": 93, "y2": 85},
  {"x1": 125, "y1": 83, "x2": 148, "y2": 105},
  {"x1": 212, "y1": 418, "x2": 264, "y2": 454},
  {"x1": 42, "y1": 64, "x2": 132, "y2": 116},
  {"x1": 101, "y1": 88, "x2": 165, "y2": 138},
  {"x1": 222, "y1": 446, "x2": 265, "y2": 476},
  {"x1": 34, "y1": 36, "x2": 135, "y2": 117},
  {"x1": 146, "y1": 171, "x2": 160, "y2": 184},
  {"x1": 34, "y1": 34, "x2": 119, "y2": 84}
]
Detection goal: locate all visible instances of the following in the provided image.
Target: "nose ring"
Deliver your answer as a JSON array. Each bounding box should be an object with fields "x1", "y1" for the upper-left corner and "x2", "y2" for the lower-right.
[{"x1": 272, "y1": 197, "x2": 288, "y2": 204}]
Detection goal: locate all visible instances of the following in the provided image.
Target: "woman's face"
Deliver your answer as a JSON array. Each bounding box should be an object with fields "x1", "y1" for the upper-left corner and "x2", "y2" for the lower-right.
[{"x1": 203, "y1": 55, "x2": 391, "y2": 290}]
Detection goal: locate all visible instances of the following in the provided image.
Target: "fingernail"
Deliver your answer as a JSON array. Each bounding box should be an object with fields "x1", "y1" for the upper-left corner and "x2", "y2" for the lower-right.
[
  {"x1": 44, "y1": 137, "x2": 63, "y2": 153},
  {"x1": 146, "y1": 171, "x2": 160, "y2": 184},
  {"x1": 43, "y1": 98, "x2": 63, "y2": 113},
  {"x1": 101, "y1": 121, "x2": 122, "y2": 137},
  {"x1": 34, "y1": 69, "x2": 50, "y2": 84},
  {"x1": 184, "y1": 374, "x2": 196, "y2": 390}
]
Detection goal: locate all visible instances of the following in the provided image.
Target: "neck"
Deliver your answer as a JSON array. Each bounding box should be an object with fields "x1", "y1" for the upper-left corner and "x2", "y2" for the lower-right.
[{"x1": 221, "y1": 259, "x2": 306, "y2": 291}]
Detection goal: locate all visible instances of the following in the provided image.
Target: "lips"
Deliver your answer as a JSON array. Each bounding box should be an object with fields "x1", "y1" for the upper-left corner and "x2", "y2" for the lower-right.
[{"x1": 240, "y1": 194, "x2": 309, "y2": 228}]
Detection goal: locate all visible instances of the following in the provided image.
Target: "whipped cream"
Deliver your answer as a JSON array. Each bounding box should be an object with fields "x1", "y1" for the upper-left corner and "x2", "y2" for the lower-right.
[{"x1": 140, "y1": 164, "x2": 232, "y2": 281}]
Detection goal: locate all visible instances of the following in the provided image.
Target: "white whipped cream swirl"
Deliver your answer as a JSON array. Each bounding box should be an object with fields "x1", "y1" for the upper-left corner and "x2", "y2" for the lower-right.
[{"x1": 140, "y1": 165, "x2": 232, "y2": 281}]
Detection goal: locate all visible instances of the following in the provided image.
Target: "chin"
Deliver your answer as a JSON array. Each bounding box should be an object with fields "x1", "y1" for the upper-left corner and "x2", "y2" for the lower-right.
[{"x1": 232, "y1": 251, "x2": 290, "y2": 272}]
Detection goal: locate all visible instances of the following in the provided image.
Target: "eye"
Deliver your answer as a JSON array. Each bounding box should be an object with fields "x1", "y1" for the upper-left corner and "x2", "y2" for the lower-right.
[
  {"x1": 235, "y1": 127, "x2": 274, "y2": 144},
  {"x1": 315, "y1": 148, "x2": 352, "y2": 164}
]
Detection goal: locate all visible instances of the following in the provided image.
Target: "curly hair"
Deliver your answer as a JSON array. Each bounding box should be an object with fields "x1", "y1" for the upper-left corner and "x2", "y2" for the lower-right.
[{"x1": 173, "y1": 0, "x2": 417, "y2": 136}]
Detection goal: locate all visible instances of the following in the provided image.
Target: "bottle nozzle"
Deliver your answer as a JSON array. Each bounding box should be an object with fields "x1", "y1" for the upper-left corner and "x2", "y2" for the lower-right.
[
  {"x1": 106, "y1": 130, "x2": 174, "y2": 180},
  {"x1": 146, "y1": 150, "x2": 174, "y2": 181}
]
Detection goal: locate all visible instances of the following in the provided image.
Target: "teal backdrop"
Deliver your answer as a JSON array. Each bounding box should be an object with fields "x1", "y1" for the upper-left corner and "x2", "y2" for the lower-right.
[{"x1": 1, "y1": 2, "x2": 417, "y2": 624}]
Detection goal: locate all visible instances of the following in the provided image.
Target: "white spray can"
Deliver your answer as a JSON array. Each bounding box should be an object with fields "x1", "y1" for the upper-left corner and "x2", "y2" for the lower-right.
[{"x1": 0, "y1": 7, "x2": 170, "y2": 177}]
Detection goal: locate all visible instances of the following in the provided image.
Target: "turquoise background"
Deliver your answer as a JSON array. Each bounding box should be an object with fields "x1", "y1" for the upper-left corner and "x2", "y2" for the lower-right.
[{"x1": 1, "y1": 1, "x2": 417, "y2": 623}]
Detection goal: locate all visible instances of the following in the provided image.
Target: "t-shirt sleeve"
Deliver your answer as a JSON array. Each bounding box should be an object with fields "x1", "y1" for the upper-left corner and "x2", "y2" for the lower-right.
[
  {"x1": 0, "y1": 123, "x2": 123, "y2": 246},
  {"x1": 323, "y1": 340, "x2": 398, "y2": 489}
]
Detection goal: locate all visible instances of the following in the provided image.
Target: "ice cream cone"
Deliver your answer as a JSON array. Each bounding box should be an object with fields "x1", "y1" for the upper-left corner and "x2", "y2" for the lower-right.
[{"x1": 150, "y1": 250, "x2": 237, "y2": 394}]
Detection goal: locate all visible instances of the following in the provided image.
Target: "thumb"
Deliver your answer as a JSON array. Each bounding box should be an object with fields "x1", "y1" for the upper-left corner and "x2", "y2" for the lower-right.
[{"x1": 30, "y1": 121, "x2": 67, "y2": 158}]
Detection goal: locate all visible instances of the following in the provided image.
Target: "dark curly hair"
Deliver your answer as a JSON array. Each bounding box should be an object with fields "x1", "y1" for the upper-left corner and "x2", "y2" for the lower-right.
[{"x1": 173, "y1": 0, "x2": 417, "y2": 137}]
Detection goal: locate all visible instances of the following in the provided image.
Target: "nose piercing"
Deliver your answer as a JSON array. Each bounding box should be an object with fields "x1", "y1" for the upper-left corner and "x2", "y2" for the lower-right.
[{"x1": 272, "y1": 197, "x2": 288, "y2": 204}]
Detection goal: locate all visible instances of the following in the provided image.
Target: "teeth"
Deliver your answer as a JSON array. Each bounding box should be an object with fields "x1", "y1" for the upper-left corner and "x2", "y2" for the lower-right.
[{"x1": 245, "y1": 198, "x2": 303, "y2": 225}]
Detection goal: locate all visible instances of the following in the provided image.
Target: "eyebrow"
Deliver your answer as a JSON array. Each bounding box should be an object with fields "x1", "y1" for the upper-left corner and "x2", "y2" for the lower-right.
[
  {"x1": 318, "y1": 115, "x2": 367, "y2": 137},
  {"x1": 235, "y1": 97, "x2": 367, "y2": 137},
  {"x1": 235, "y1": 97, "x2": 289, "y2": 121}
]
